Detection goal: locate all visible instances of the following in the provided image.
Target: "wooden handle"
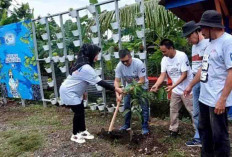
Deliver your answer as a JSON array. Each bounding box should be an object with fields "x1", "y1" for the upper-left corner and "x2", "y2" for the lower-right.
[{"x1": 108, "y1": 101, "x2": 121, "y2": 132}]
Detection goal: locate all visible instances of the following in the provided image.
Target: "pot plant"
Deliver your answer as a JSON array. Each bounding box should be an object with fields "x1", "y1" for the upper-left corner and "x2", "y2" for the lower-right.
[
  {"x1": 112, "y1": 29, "x2": 119, "y2": 43},
  {"x1": 136, "y1": 27, "x2": 145, "y2": 39},
  {"x1": 103, "y1": 52, "x2": 111, "y2": 61},
  {"x1": 59, "y1": 53, "x2": 65, "y2": 62},
  {"x1": 113, "y1": 45, "x2": 119, "y2": 58},
  {"x1": 43, "y1": 54, "x2": 51, "y2": 63},
  {"x1": 47, "y1": 78, "x2": 54, "y2": 87},
  {"x1": 72, "y1": 30, "x2": 79, "y2": 36},
  {"x1": 135, "y1": 12, "x2": 144, "y2": 26},
  {"x1": 44, "y1": 63, "x2": 52, "y2": 73},
  {"x1": 67, "y1": 50, "x2": 74, "y2": 61},
  {"x1": 56, "y1": 32, "x2": 63, "y2": 39},
  {"x1": 41, "y1": 33, "x2": 48, "y2": 40},
  {"x1": 52, "y1": 52, "x2": 59, "y2": 62},
  {"x1": 89, "y1": 103, "x2": 97, "y2": 111},
  {"x1": 58, "y1": 62, "x2": 66, "y2": 73},
  {"x1": 106, "y1": 104, "x2": 115, "y2": 113},
  {"x1": 73, "y1": 40, "x2": 80, "y2": 47},
  {"x1": 110, "y1": 19, "x2": 119, "y2": 30},
  {"x1": 49, "y1": 93, "x2": 57, "y2": 105}
]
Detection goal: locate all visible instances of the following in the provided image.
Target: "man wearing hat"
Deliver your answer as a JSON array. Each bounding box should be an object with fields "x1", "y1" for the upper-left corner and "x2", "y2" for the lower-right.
[
  {"x1": 184, "y1": 10, "x2": 232, "y2": 156},
  {"x1": 182, "y1": 21, "x2": 209, "y2": 147}
]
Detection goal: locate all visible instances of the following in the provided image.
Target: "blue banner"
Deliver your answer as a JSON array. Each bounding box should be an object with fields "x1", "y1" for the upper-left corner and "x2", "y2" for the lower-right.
[{"x1": 0, "y1": 20, "x2": 41, "y2": 100}]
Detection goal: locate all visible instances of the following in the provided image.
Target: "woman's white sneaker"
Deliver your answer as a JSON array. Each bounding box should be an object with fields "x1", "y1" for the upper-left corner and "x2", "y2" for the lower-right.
[
  {"x1": 70, "y1": 134, "x2": 86, "y2": 144},
  {"x1": 80, "y1": 130, "x2": 94, "y2": 140}
]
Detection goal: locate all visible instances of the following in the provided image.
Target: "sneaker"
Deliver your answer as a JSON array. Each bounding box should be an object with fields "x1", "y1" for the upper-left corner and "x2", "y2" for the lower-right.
[
  {"x1": 169, "y1": 131, "x2": 178, "y2": 138},
  {"x1": 70, "y1": 134, "x2": 86, "y2": 144},
  {"x1": 80, "y1": 130, "x2": 94, "y2": 140},
  {"x1": 185, "y1": 138, "x2": 202, "y2": 147},
  {"x1": 119, "y1": 125, "x2": 130, "y2": 131},
  {"x1": 142, "y1": 128, "x2": 149, "y2": 135}
]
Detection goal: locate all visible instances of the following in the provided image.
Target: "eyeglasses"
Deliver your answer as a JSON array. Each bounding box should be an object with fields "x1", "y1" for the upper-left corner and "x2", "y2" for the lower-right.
[{"x1": 121, "y1": 59, "x2": 130, "y2": 64}]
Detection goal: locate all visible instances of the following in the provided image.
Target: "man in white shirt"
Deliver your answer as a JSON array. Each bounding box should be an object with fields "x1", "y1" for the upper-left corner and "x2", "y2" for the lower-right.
[
  {"x1": 114, "y1": 49, "x2": 149, "y2": 135},
  {"x1": 182, "y1": 21, "x2": 210, "y2": 147},
  {"x1": 184, "y1": 10, "x2": 232, "y2": 157},
  {"x1": 151, "y1": 39, "x2": 194, "y2": 138}
]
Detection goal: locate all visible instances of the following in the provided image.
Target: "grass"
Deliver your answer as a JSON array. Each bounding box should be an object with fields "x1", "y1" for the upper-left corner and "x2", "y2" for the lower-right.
[{"x1": 0, "y1": 130, "x2": 44, "y2": 157}]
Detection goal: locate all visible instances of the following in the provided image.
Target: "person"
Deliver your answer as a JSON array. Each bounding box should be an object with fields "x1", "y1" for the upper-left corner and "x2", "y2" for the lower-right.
[
  {"x1": 114, "y1": 49, "x2": 149, "y2": 135},
  {"x1": 59, "y1": 44, "x2": 123, "y2": 144},
  {"x1": 150, "y1": 39, "x2": 194, "y2": 138},
  {"x1": 184, "y1": 10, "x2": 232, "y2": 157},
  {"x1": 182, "y1": 21, "x2": 210, "y2": 147}
]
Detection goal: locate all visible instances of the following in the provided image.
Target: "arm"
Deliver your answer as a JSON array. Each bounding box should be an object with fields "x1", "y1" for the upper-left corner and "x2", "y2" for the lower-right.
[
  {"x1": 114, "y1": 77, "x2": 122, "y2": 102},
  {"x1": 214, "y1": 68, "x2": 232, "y2": 114},
  {"x1": 184, "y1": 68, "x2": 201, "y2": 96},
  {"x1": 166, "y1": 71, "x2": 187, "y2": 92},
  {"x1": 150, "y1": 72, "x2": 166, "y2": 92}
]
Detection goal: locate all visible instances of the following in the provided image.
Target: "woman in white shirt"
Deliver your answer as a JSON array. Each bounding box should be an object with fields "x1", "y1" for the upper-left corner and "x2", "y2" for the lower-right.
[{"x1": 59, "y1": 44, "x2": 122, "y2": 144}]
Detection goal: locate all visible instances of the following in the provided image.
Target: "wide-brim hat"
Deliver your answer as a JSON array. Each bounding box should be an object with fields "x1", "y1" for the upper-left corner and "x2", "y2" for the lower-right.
[
  {"x1": 196, "y1": 10, "x2": 225, "y2": 29},
  {"x1": 182, "y1": 21, "x2": 200, "y2": 37}
]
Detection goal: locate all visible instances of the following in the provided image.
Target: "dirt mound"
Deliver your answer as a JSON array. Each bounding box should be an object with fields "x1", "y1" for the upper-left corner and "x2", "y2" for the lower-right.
[{"x1": 98, "y1": 129, "x2": 167, "y2": 155}]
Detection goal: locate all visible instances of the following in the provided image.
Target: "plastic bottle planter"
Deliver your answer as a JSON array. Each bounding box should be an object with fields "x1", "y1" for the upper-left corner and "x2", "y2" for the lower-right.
[
  {"x1": 135, "y1": 16, "x2": 144, "y2": 26},
  {"x1": 90, "y1": 103, "x2": 97, "y2": 111},
  {"x1": 112, "y1": 34, "x2": 119, "y2": 43},
  {"x1": 51, "y1": 98, "x2": 57, "y2": 105},
  {"x1": 138, "y1": 51, "x2": 146, "y2": 59},
  {"x1": 57, "y1": 43, "x2": 64, "y2": 49},
  {"x1": 47, "y1": 80, "x2": 54, "y2": 87},
  {"x1": 56, "y1": 32, "x2": 63, "y2": 39},
  {"x1": 114, "y1": 52, "x2": 119, "y2": 58},
  {"x1": 39, "y1": 18, "x2": 46, "y2": 25},
  {"x1": 95, "y1": 68, "x2": 102, "y2": 76},
  {"x1": 69, "y1": 10, "x2": 78, "y2": 18},
  {"x1": 83, "y1": 100, "x2": 88, "y2": 107},
  {"x1": 110, "y1": 22, "x2": 119, "y2": 30},
  {"x1": 67, "y1": 54, "x2": 74, "y2": 61},
  {"x1": 73, "y1": 40, "x2": 80, "y2": 47},
  {"x1": 44, "y1": 57, "x2": 51, "y2": 63},
  {"x1": 59, "y1": 66, "x2": 66, "y2": 73},
  {"x1": 52, "y1": 56, "x2": 59, "y2": 63},
  {"x1": 131, "y1": 51, "x2": 135, "y2": 57},
  {"x1": 59, "y1": 56, "x2": 65, "y2": 62},
  {"x1": 118, "y1": 105, "x2": 124, "y2": 112},
  {"x1": 92, "y1": 37, "x2": 99, "y2": 45},
  {"x1": 95, "y1": 84, "x2": 103, "y2": 91},
  {"x1": 103, "y1": 53, "x2": 111, "y2": 61},
  {"x1": 98, "y1": 103, "x2": 105, "y2": 111},
  {"x1": 43, "y1": 45, "x2": 49, "y2": 51},
  {"x1": 136, "y1": 29, "x2": 145, "y2": 39},
  {"x1": 87, "y1": 5, "x2": 96, "y2": 14},
  {"x1": 45, "y1": 67, "x2": 52, "y2": 73},
  {"x1": 135, "y1": 0, "x2": 141, "y2": 2},
  {"x1": 97, "y1": 52, "x2": 102, "y2": 61},
  {"x1": 41, "y1": 33, "x2": 48, "y2": 40},
  {"x1": 107, "y1": 104, "x2": 115, "y2": 113},
  {"x1": 90, "y1": 25, "x2": 98, "y2": 33},
  {"x1": 72, "y1": 30, "x2": 79, "y2": 36}
]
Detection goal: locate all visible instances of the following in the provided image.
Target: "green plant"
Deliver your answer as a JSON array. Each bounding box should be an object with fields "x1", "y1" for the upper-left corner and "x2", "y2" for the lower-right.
[
  {"x1": 49, "y1": 93, "x2": 55, "y2": 99},
  {"x1": 136, "y1": 12, "x2": 143, "y2": 18},
  {"x1": 58, "y1": 62, "x2": 65, "y2": 68},
  {"x1": 69, "y1": 50, "x2": 74, "y2": 55},
  {"x1": 47, "y1": 78, "x2": 53, "y2": 83},
  {"x1": 52, "y1": 52, "x2": 58, "y2": 56},
  {"x1": 96, "y1": 97, "x2": 103, "y2": 104},
  {"x1": 123, "y1": 80, "x2": 156, "y2": 122},
  {"x1": 44, "y1": 63, "x2": 50, "y2": 69}
]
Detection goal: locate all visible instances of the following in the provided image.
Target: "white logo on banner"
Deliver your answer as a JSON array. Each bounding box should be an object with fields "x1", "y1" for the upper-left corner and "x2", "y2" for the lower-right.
[
  {"x1": 5, "y1": 54, "x2": 21, "y2": 63},
  {"x1": 4, "y1": 33, "x2": 15, "y2": 45}
]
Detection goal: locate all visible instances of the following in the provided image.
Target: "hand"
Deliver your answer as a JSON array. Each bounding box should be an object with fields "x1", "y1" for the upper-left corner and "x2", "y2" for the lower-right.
[
  {"x1": 184, "y1": 85, "x2": 192, "y2": 97},
  {"x1": 83, "y1": 92, "x2": 87, "y2": 100},
  {"x1": 116, "y1": 93, "x2": 122, "y2": 103},
  {"x1": 115, "y1": 87, "x2": 123, "y2": 94},
  {"x1": 165, "y1": 86, "x2": 173, "y2": 92},
  {"x1": 214, "y1": 98, "x2": 226, "y2": 115},
  {"x1": 150, "y1": 84, "x2": 159, "y2": 92}
]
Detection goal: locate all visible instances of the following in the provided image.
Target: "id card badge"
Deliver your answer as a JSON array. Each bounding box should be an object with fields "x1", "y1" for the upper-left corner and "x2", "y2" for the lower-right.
[{"x1": 201, "y1": 54, "x2": 209, "y2": 82}]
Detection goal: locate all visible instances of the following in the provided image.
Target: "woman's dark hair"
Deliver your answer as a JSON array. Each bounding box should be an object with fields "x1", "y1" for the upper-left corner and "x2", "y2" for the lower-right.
[
  {"x1": 69, "y1": 44, "x2": 101, "y2": 74},
  {"x1": 160, "y1": 39, "x2": 175, "y2": 49},
  {"x1": 119, "y1": 49, "x2": 131, "y2": 59}
]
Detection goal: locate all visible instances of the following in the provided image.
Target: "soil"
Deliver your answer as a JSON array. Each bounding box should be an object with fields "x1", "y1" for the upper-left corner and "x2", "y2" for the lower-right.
[{"x1": 0, "y1": 101, "x2": 232, "y2": 157}]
